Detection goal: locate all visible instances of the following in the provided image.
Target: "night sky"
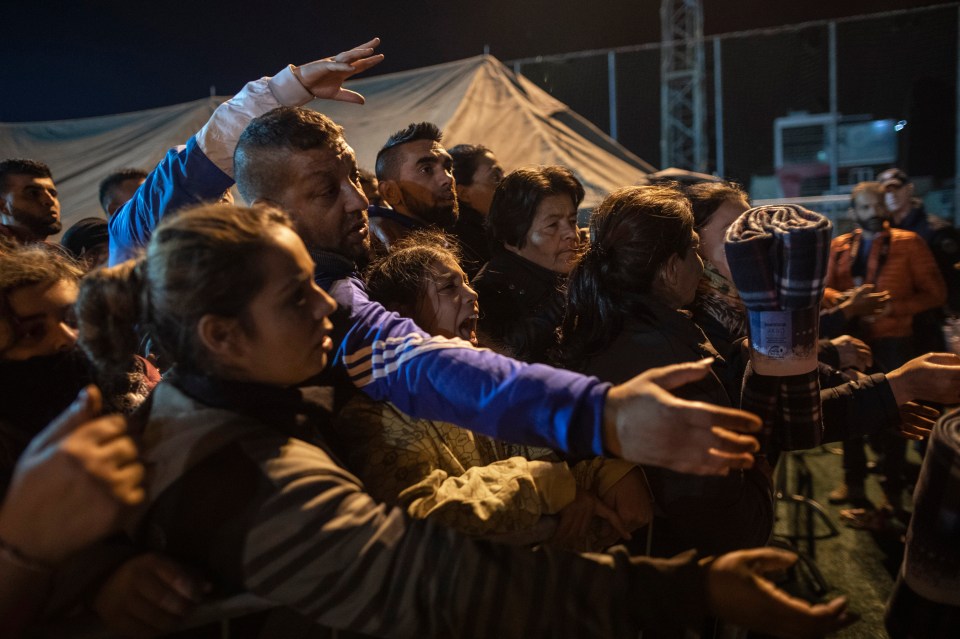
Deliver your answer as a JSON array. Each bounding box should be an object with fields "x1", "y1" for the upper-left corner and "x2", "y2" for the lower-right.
[{"x1": 0, "y1": 0, "x2": 948, "y2": 122}]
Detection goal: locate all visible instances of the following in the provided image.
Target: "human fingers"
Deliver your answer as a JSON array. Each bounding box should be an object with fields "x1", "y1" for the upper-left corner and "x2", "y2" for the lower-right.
[
  {"x1": 699, "y1": 403, "x2": 763, "y2": 434},
  {"x1": 83, "y1": 435, "x2": 139, "y2": 474},
  {"x1": 333, "y1": 37, "x2": 381, "y2": 62},
  {"x1": 334, "y1": 87, "x2": 366, "y2": 105},
  {"x1": 735, "y1": 547, "x2": 799, "y2": 573},
  {"x1": 640, "y1": 358, "x2": 714, "y2": 391},
  {"x1": 109, "y1": 462, "x2": 146, "y2": 505},
  {"x1": 923, "y1": 352, "x2": 960, "y2": 366},
  {"x1": 347, "y1": 53, "x2": 386, "y2": 74}
]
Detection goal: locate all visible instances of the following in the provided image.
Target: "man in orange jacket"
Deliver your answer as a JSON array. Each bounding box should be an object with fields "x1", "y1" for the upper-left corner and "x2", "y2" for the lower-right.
[{"x1": 823, "y1": 181, "x2": 946, "y2": 512}]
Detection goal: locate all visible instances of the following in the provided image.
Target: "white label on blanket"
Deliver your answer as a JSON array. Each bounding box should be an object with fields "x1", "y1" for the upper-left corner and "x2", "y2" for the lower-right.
[{"x1": 747, "y1": 308, "x2": 818, "y2": 375}]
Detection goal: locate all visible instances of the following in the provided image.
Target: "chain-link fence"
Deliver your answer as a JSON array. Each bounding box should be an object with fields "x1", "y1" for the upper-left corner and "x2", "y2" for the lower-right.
[{"x1": 511, "y1": 3, "x2": 959, "y2": 223}]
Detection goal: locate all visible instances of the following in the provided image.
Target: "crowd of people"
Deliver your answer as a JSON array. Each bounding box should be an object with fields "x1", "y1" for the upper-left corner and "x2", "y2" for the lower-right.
[{"x1": 2, "y1": 38, "x2": 959, "y2": 638}]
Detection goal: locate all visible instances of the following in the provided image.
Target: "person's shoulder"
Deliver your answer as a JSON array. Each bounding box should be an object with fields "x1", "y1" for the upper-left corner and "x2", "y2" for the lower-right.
[{"x1": 889, "y1": 227, "x2": 925, "y2": 244}]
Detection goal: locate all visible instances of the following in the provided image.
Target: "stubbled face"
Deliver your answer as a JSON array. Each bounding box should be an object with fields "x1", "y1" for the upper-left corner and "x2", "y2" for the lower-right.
[
  {"x1": 458, "y1": 152, "x2": 503, "y2": 216},
  {"x1": 883, "y1": 181, "x2": 913, "y2": 216},
  {"x1": 390, "y1": 139, "x2": 458, "y2": 228},
  {"x1": 0, "y1": 175, "x2": 61, "y2": 239},
  {"x1": 510, "y1": 193, "x2": 580, "y2": 274},
  {"x1": 105, "y1": 177, "x2": 146, "y2": 216},
  {"x1": 853, "y1": 190, "x2": 886, "y2": 233},
  {"x1": 225, "y1": 226, "x2": 338, "y2": 385},
  {"x1": 275, "y1": 142, "x2": 371, "y2": 263},
  {"x1": 2, "y1": 278, "x2": 78, "y2": 361},
  {"x1": 697, "y1": 197, "x2": 749, "y2": 282},
  {"x1": 415, "y1": 258, "x2": 479, "y2": 347}
]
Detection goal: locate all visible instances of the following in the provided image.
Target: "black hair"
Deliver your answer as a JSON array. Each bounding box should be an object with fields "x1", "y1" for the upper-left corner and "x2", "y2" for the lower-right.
[
  {"x1": 486, "y1": 166, "x2": 584, "y2": 249},
  {"x1": 375, "y1": 122, "x2": 443, "y2": 181},
  {"x1": 234, "y1": 107, "x2": 345, "y2": 204},
  {"x1": 0, "y1": 159, "x2": 53, "y2": 193},
  {"x1": 683, "y1": 181, "x2": 748, "y2": 230},
  {"x1": 98, "y1": 168, "x2": 148, "y2": 212},
  {"x1": 449, "y1": 144, "x2": 492, "y2": 187},
  {"x1": 365, "y1": 230, "x2": 462, "y2": 314},
  {"x1": 558, "y1": 185, "x2": 694, "y2": 366}
]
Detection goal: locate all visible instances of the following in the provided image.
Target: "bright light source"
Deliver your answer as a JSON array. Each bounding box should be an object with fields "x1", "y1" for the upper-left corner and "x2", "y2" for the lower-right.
[{"x1": 894, "y1": 120, "x2": 907, "y2": 132}]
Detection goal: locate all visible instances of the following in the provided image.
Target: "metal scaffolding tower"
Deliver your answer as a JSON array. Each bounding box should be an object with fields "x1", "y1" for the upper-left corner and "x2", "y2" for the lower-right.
[{"x1": 660, "y1": 0, "x2": 706, "y2": 172}]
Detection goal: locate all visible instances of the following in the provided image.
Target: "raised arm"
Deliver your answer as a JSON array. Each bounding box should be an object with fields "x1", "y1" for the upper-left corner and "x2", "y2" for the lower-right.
[{"x1": 108, "y1": 40, "x2": 383, "y2": 265}]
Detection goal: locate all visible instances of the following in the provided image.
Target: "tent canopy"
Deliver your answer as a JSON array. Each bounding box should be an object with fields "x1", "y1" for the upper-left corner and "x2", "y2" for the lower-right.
[{"x1": 0, "y1": 55, "x2": 654, "y2": 234}]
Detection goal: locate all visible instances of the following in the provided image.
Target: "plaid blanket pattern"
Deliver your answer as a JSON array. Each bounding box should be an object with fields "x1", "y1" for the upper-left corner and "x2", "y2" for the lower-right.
[
  {"x1": 725, "y1": 204, "x2": 831, "y2": 452},
  {"x1": 740, "y1": 361, "x2": 823, "y2": 454},
  {"x1": 724, "y1": 204, "x2": 832, "y2": 310}
]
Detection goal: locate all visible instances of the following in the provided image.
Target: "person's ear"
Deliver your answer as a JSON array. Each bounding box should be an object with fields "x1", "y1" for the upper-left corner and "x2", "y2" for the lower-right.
[
  {"x1": 196, "y1": 314, "x2": 245, "y2": 364},
  {"x1": 659, "y1": 253, "x2": 681, "y2": 288},
  {"x1": 378, "y1": 179, "x2": 402, "y2": 208}
]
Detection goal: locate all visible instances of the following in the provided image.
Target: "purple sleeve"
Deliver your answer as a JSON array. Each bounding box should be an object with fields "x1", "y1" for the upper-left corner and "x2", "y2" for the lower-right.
[
  {"x1": 108, "y1": 137, "x2": 234, "y2": 266},
  {"x1": 328, "y1": 277, "x2": 610, "y2": 457}
]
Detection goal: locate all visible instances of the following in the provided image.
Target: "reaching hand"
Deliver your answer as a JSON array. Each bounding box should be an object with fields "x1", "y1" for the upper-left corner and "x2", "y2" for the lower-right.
[
  {"x1": 896, "y1": 402, "x2": 938, "y2": 440},
  {"x1": 839, "y1": 284, "x2": 890, "y2": 319},
  {"x1": 292, "y1": 38, "x2": 385, "y2": 104},
  {"x1": 0, "y1": 386, "x2": 144, "y2": 565},
  {"x1": 604, "y1": 358, "x2": 761, "y2": 475},
  {"x1": 94, "y1": 553, "x2": 210, "y2": 638},
  {"x1": 886, "y1": 352, "x2": 960, "y2": 406},
  {"x1": 707, "y1": 548, "x2": 857, "y2": 638},
  {"x1": 830, "y1": 335, "x2": 873, "y2": 371}
]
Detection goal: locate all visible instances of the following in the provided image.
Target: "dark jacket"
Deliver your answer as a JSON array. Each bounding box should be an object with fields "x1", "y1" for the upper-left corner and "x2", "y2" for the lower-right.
[
  {"x1": 367, "y1": 204, "x2": 426, "y2": 257},
  {"x1": 450, "y1": 204, "x2": 490, "y2": 280},
  {"x1": 472, "y1": 247, "x2": 566, "y2": 364},
  {"x1": 580, "y1": 295, "x2": 774, "y2": 557}
]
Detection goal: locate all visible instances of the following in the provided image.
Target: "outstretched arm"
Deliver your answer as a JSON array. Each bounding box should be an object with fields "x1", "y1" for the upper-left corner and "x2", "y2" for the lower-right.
[{"x1": 108, "y1": 39, "x2": 383, "y2": 265}]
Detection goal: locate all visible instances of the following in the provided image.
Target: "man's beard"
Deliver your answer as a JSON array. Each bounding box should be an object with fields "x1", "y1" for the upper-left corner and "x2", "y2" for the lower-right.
[
  {"x1": 407, "y1": 197, "x2": 459, "y2": 229},
  {"x1": 12, "y1": 208, "x2": 61, "y2": 238},
  {"x1": 861, "y1": 216, "x2": 884, "y2": 233}
]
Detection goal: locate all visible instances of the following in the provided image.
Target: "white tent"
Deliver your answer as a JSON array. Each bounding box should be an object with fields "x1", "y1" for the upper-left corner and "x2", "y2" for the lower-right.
[{"x1": 0, "y1": 55, "x2": 654, "y2": 233}]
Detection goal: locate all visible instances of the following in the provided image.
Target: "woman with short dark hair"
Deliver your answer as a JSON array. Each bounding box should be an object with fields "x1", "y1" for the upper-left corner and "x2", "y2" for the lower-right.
[{"x1": 472, "y1": 165, "x2": 584, "y2": 363}]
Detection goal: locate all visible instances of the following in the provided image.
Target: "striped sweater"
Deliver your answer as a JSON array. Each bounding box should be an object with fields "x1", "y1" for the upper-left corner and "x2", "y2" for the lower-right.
[{"x1": 131, "y1": 379, "x2": 706, "y2": 637}]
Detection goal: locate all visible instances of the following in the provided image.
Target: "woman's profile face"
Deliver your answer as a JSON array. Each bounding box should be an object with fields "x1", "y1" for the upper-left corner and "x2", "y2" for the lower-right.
[
  {"x1": 697, "y1": 197, "x2": 749, "y2": 281},
  {"x1": 668, "y1": 231, "x2": 705, "y2": 307},
  {"x1": 2, "y1": 278, "x2": 79, "y2": 361},
  {"x1": 221, "y1": 226, "x2": 338, "y2": 386}
]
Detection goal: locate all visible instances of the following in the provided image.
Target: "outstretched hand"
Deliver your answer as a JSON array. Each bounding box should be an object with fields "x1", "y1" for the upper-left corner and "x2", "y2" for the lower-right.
[
  {"x1": 897, "y1": 402, "x2": 938, "y2": 440},
  {"x1": 707, "y1": 548, "x2": 857, "y2": 638},
  {"x1": 0, "y1": 386, "x2": 144, "y2": 565},
  {"x1": 293, "y1": 38, "x2": 385, "y2": 104},
  {"x1": 604, "y1": 358, "x2": 761, "y2": 475},
  {"x1": 887, "y1": 352, "x2": 960, "y2": 406}
]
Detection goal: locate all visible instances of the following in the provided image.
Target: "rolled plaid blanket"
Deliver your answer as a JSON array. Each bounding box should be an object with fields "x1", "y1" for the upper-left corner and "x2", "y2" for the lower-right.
[
  {"x1": 886, "y1": 409, "x2": 960, "y2": 639},
  {"x1": 725, "y1": 204, "x2": 832, "y2": 450},
  {"x1": 724, "y1": 204, "x2": 832, "y2": 310}
]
